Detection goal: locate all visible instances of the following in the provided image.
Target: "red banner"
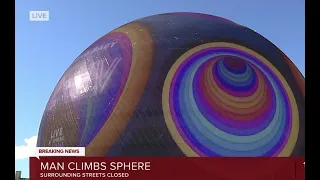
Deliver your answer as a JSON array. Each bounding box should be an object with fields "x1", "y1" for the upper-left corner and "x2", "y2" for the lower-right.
[{"x1": 30, "y1": 157, "x2": 304, "y2": 180}]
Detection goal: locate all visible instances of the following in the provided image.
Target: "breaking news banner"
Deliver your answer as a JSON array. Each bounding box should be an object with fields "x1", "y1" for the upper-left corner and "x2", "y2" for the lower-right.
[{"x1": 30, "y1": 147, "x2": 305, "y2": 180}]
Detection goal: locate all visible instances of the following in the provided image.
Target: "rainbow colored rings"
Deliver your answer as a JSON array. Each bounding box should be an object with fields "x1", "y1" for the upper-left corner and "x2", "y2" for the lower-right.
[{"x1": 162, "y1": 42, "x2": 299, "y2": 157}]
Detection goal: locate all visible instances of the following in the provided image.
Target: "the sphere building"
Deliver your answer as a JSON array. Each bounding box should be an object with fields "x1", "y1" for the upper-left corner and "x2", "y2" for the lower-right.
[{"x1": 37, "y1": 12, "x2": 305, "y2": 157}]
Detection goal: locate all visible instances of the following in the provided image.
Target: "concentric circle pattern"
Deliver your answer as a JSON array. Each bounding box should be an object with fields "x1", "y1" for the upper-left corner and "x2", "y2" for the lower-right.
[{"x1": 162, "y1": 42, "x2": 299, "y2": 157}]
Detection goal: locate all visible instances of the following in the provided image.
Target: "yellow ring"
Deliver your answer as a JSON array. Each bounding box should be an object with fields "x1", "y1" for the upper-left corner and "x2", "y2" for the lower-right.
[
  {"x1": 162, "y1": 42, "x2": 299, "y2": 157},
  {"x1": 86, "y1": 23, "x2": 154, "y2": 156}
]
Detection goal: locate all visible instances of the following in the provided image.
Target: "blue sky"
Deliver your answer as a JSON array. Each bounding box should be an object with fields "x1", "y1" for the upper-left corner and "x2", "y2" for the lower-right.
[{"x1": 15, "y1": 0, "x2": 305, "y2": 177}]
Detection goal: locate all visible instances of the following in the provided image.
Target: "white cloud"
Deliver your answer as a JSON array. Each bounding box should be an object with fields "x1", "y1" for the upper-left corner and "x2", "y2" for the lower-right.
[{"x1": 15, "y1": 136, "x2": 38, "y2": 160}]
